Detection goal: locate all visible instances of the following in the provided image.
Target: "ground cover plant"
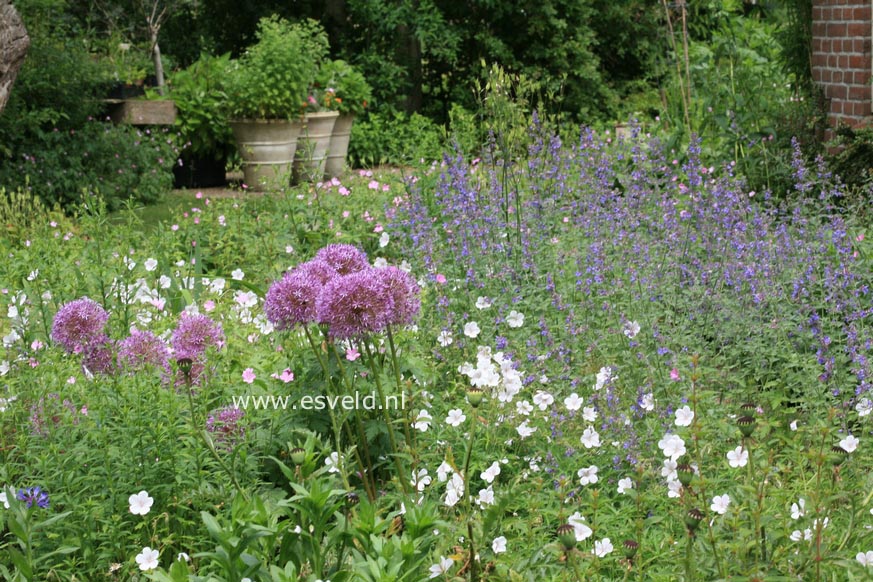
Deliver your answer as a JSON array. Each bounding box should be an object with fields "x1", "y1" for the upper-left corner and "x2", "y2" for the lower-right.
[{"x1": 2, "y1": 124, "x2": 873, "y2": 581}]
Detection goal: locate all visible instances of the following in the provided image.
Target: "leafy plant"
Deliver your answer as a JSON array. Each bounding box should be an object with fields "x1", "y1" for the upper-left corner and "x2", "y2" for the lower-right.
[{"x1": 316, "y1": 60, "x2": 373, "y2": 116}]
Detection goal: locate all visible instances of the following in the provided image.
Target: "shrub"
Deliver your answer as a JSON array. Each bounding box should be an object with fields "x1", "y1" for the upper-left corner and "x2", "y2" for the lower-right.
[{"x1": 348, "y1": 110, "x2": 446, "y2": 167}]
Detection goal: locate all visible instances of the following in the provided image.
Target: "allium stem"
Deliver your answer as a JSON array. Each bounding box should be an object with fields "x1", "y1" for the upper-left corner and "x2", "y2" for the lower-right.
[{"x1": 385, "y1": 325, "x2": 414, "y2": 452}]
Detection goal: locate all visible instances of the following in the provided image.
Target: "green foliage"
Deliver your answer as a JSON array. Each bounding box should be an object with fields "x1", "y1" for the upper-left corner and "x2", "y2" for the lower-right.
[
  {"x1": 348, "y1": 110, "x2": 447, "y2": 167},
  {"x1": 223, "y1": 16, "x2": 325, "y2": 120},
  {"x1": 170, "y1": 53, "x2": 236, "y2": 162},
  {"x1": 0, "y1": 123, "x2": 179, "y2": 211},
  {"x1": 317, "y1": 60, "x2": 373, "y2": 116}
]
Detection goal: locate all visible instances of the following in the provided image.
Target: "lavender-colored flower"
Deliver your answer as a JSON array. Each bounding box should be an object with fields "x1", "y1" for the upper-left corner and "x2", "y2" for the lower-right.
[
  {"x1": 82, "y1": 334, "x2": 116, "y2": 376},
  {"x1": 51, "y1": 297, "x2": 109, "y2": 353},
  {"x1": 377, "y1": 266, "x2": 421, "y2": 327},
  {"x1": 16, "y1": 486, "x2": 50, "y2": 509},
  {"x1": 171, "y1": 314, "x2": 224, "y2": 361},
  {"x1": 316, "y1": 268, "x2": 394, "y2": 339},
  {"x1": 205, "y1": 406, "x2": 245, "y2": 449},
  {"x1": 118, "y1": 330, "x2": 171, "y2": 375},
  {"x1": 314, "y1": 244, "x2": 370, "y2": 275},
  {"x1": 264, "y1": 260, "x2": 337, "y2": 330}
]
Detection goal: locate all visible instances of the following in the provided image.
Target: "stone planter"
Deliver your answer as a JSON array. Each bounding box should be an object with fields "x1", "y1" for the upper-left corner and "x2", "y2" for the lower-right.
[
  {"x1": 106, "y1": 99, "x2": 176, "y2": 125},
  {"x1": 293, "y1": 111, "x2": 339, "y2": 183},
  {"x1": 229, "y1": 118, "x2": 303, "y2": 191},
  {"x1": 324, "y1": 113, "x2": 355, "y2": 179}
]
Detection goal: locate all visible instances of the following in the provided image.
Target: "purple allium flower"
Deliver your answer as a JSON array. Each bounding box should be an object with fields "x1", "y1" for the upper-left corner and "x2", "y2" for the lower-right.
[
  {"x1": 171, "y1": 314, "x2": 224, "y2": 361},
  {"x1": 316, "y1": 268, "x2": 394, "y2": 339},
  {"x1": 314, "y1": 244, "x2": 370, "y2": 275},
  {"x1": 205, "y1": 406, "x2": 245, "y2": 449},
  {"x1": 82, "y1": 334, "x2": 116, "y2": 376},
  {"x1": 264, "y1": 260, "x2": 337, "y2": 329},
  {"x1": 377, "y1": 266, "x2": 421, "y2": 326},
  {"x1": 17, "y1": 486, "x2": 50, "y2": 509},
  {"x1": 118, "y1": 330, "x2": 171, "y2": 374},
  {"x1": 50, "y1": 297, "x2": 109, "y2": 353}
]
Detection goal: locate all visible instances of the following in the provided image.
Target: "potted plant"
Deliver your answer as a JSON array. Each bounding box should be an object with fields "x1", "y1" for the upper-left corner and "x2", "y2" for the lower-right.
[
  {"x1": 224, "y1": 16, "x2": 321, "y2": 190},
  {"x1": 292, "y1": 86, "x2": 339, "y2": 183},
  {"x1": 318, "y1": 59, "x2": 372, "y2": 178},
  {"x1": 169, "y1": 53, "x2": 235, "y2": 187}
]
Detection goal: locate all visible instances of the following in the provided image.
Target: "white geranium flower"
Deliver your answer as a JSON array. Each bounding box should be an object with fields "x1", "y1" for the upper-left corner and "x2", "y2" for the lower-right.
[
  {"x1": 411, "y1": 469, "x2": 432, "y2": 492},
  {"x1": 231, "y1": 269, "x2": 245, "y2": 280},
  {"x1": 577, "y1": 465, "x2": 599, "y2": 486},
  {"x1": 437, "y1": 461, "x2": 453, "y2": 482},
  {"x1": 516, "y1": 400, "x2": 533, "y2": 416},
  {"x1": 839, "y1": 434, "x2": 859, "y2": 453},
  {"x1": 135, "y1": 547, "x2": 159, "y2": 571},
  {"x1": 568, "y1": 512, "x2": 593, "y2": 542},
  {"x1": 661, "y1": 459, "x2": 678, "y2": 480},
  {"x1": 640, "y1": 392, "x2": 655, "y2": 411},
  {"x1": 857, "y1": 551, "x2": 873, "y2": 567},
  {"x1": 379, "y1": 232, "x2": 390, "y2": 248},
  {"x1": 594, "y1": 538, "x2": 614, "y2": 557},
  {"x1": 446, "y1": 409, "x2": 466, "y2": 427},
  {"x1": 477, "y1": 486, "x2": 495, "y2": 507},
  {"x1": 492, "y1": 536, "x2": 507, "y2": 554},
  {"x1": 582, "y1": 406, "x2": 598, "y2": 422},
  {"x1": 428, "y1": 556, "x2": 454, "y2": 578},
  {"x1": 593, "y1": 366, "x2": 616, "y2": 391},
  {"x1": 581, "y1": 426, "x2": 601, "y2": 449},
  {"x1": 481, "y1": 461, "x2": 501, "y2": 484},
  {"x1": 464, "y1": 322, "x2": 481, "y2": 338},
  {"x1": 533, "y1": 390, "x2": 554, "y2": 411},
  {"x1": 710, "y1": 494, "x2": 730, "y2": 515},
  {"x1": 325, "y1": 452, "x2": 341, "y2": 473},
  {"x1": 623, "y1": 320, "x2": 640, "y2": 338},
  {"x1": 414, "y1": 409, "x2": 432, "y2": 432},
  {"x1": 516, "y1": 420, "x2": 536, "y2": 439},
  {"x1": 667, "y1": 479, "x2": 682, "y2": 498},
  {"x1": 727, "y1": 446, "x2": 748, "y2": 468},
  {"x1": 475, "y1": 296, "x2": 492, "y2": 309},
  {"x1": 564, "y1": 393, "x2": 583, "y2": 411},
  {"x1": 791, "y1": 498, "x2": 806, "y2": 520},
  {"x1": 658, "y1": 434, "x2": 686, "y2": 460},
  {"x1": 856, "y1": 398, "x2": 873, "y2": 417},
  {"x1": 144, "y1": 258, "x2": 158, "y2": 272},
  {"x1": 506, "y1": 310, "x2": 525, "y2": 328},
  {"x1": 617, "y1": 477, "x2": 634, "y2": 494},
  {"x1": 674, "y1": 405, "x2": 694, "y2": 427},
  {"x1": 128, "y1": 490, "x2": 154, "y2": 516},
  {"x1": 437, "y1": 330, "x2": 453, "y2": 347}
]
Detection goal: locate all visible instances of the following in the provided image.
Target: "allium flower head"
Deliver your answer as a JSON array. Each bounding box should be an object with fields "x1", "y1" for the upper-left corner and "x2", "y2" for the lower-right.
[
  {"x1": 376, "y1": 266, "x2": 421, "y2": 326},
  {"x1": 82, "y1": 334, "x2": 116, "y2": 376},
  {"x1": 315, "y1": 244, "x2": 370, "y2": 275},
  {"x1": 316, "y1": 268, "x2": 394, "y2": 339},
  {"x1": 51, "y1": 297, "x2": 109, "y2": 353},
  {"x1": 16, "y1": 486, "x2": 50, "y2": 509},
  {"x1": 171, "y1": 313, "x2": 224, "y2": 361},
  {"x1": 205, "y1": 406, "x2": 245, "y2": 449},
  {"x1": 117, "y1": 330, "x2": 171, "y2": 374},
  {"x1": 265, "y1": 260, "x2": 337, "y2": 330}
]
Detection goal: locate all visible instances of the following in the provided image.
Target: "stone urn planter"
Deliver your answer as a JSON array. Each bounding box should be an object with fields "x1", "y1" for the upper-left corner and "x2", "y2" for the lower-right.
[
  {"x1": 229, "y1": 118, "x2": 303, "y2": 191},
  {"x1": 323, "y1": 113, "x2": 355, "y2": 179},
  {"x1": 293, "y1": 110, "x2": 339, "y2": 183}
]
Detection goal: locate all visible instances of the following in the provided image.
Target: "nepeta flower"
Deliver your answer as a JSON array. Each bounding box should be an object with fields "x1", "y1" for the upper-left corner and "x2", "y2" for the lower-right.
[
  {"x1": 315, "y1": 244, "x2": 370, "y2": 275},
  {"x1": 205, "y1": 406, "x2": 245, "y2": 449},
  {"x1": 316, "y1": 269, "x2": 394, "y2": 339},
  {"x1": 51, "y1": 297, "x2": 109, "y2": 353},
  {"x1": 117, "y1": 330, "x2": 170, "y2": 374},
  {"x1": 16, "y1": 486, "x2": 50, "y2": 509},
  {"x1": 171, "y1": 313, "x2": 224, "y2": 361}
]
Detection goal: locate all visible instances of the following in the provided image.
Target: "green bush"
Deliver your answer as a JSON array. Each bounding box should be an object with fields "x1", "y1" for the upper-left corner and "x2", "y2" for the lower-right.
[
  {"x1": 348, "y1": 110, "x2": 446, "y2": 167},
  {"x1": 0, "y1": 123, "x2": 179, "y2": 211}
]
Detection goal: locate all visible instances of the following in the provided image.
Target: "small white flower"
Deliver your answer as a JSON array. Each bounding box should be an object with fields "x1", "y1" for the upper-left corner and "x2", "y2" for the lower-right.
[
  {"x1": 857, "y1": 551, "x2": 873, "y2": 567},
  {"x1": 593, "y1": 366, "x2": 616, "y2": 391},
  {"x1": 789, "y1": 529, "x2": 804, "y2": 542},
  {"x1": 481, "y1": 461, "x2": 501, "y2": 484},
  {"x1": 516, "y1": 420, "x2": 537, "y2": 438},
  {"x1": 446, "y1": 409, "x2": 467, "y2": 427},
  {"x1": 839, "y1": 434, "x2": 860, "y2": 453},
  {"x1": 325, "y1": 452, "x2": 341, "y2": 473},
  {"x1": 176, "y1": 552, "x2": 190, "y2": 562},
  {"x1": 580, "y1": 426, "x2": 601, "y2": 449},
  {"x1": 710, "y1": 494, "x2": 730, "y2": 515},
  {"x1": 658, "y1": 434, "x2": 686, "y2": 460},
  {"x1": 128, "y1": 491, "x2": 154, "y2": 516},
  {"x1": 231, "y1": 268, "x2": 245, "y2": 281},
  {"x1": 594, "y1": 538, "x2": 614, "y2": 557},
  {"x1": 674, "y1": 405, "x2": 694, "y2": 427},
  {"x1": 727, "y1": 446, "x2": 748, "y2": 468},
  {"x1": 577, "y1": 465, "x2": 599, "y2": 486},
  {"x1": 379, "y1": 232, "x2": 390, "y2": 248},
  {"x1": 564, "y1": 393, "x2": 583, "y2": 411},
  {"x1": 856, "y1": 398, "x2": 873, "y2": 417},
  {"x1": 667, "y1": 479, "x2": 683, "y2": 498},
  {"x1": 791, "y1": 498, "x2": 806, "y2": 520},
  {"x1": 0, "y1": 488, "x2": 9, "y2": 509},
  {"x1": 414, "y1": 409, "x2": 432, "y2": 432},
  {"x1": 582, "y1": 406, "x2": 598, "y2": 422},
  {"x1": 617, "y1": 477, "x2": 634, "y2": 494},
  {"x1": 411, "y1": 469, "x2": 432, "y2": 492},
  {"x1": 437, "y1": 461, "x2": 453, "y2": 482},
  {"x1": 428, "y1": 556, "x2": 454, "y2": 578},
  {"x1": 568, "y1": 512, "x2": 593, "y2": 542},
  {"x1": 135, "y1": 547, "x2": 159, "y2": 571},
  {"x1": 661, "y1": 459, "x2": 678, "y2": 481},
  {"x1": 533, "y1": 390, "x2": 554, "y2": 410},
  {"x1": 623, "y1": 320, "x2": 640, "y2": 338},
  {"x1": 477, "y1": 486, "x2": 495, "y2": 507},
  {"x1": 516, "y1": 400, "x2": 533, "y2": 415},
  {"x1": 640, "y1": 393, "x2": 655, "y2": 411},
  {"x1": 144, "y1": 258, "x2": 158, "y2": 272},
  {"x1": 437, "y1": 330, "x2": 453, "y2": 347},
  {"x1": 464, "y1": 322, "x2": 481, "y2": 338},
  {"x1": 492, "y1": 536, "x2": 507, "y2": 554},
  {"x1": 506, "y1": 310, "x2": 525, "y2": 328},
  {"x1": 475, "y1": 296, "x2": 492, "y2": 309},
  {"x1": 789, "y1": 419, "x2": 798, "y2": 431}
]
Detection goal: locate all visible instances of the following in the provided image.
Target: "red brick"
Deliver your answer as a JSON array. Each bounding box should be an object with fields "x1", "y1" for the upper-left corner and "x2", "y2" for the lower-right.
[
  {"x1": 854, "y1": 102, "x2": 870, "y2": 116},
  {"x1": 848, "y1": 22, "x2": 867, "y2": 36},
  {"x1": 854, "y1": 71, "x2": 870, "y2": 84},
  {"x1": 828, "y1": 54, "x2": 839, "y2": 67},
  {"x1": 849, "y1": 55, "x2": 869, "y2": 68},
  {"x1": 828, "y1": 22, "x2": 847, "y2": 37},
  {"x1": 851, "y1": 6, "x2": 871, "y2": 20},
  {"x1": 849, "y1": 85, "x2": 869, "y2": 100}
]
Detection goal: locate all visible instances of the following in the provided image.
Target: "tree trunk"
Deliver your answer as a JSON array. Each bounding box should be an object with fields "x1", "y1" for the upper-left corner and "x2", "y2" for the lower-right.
[
  {"x1": 0, "y1": 0, "x2": 29, "y2": 114},
  {"x1": 150, "y1": 28, "x2": 165, "y2": 96}
]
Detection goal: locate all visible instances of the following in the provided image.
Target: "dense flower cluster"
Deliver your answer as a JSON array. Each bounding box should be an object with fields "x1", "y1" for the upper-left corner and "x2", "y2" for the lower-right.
[
  {"x1": 205, "y1": 406, "x2": 246, "y2": 449},
  {"x1": 117, "y1": 330, "x2": 171, "y2": 374},
  {"x1": 264, "y1": 244, "x2": 420, "y2": 339},
  {"x1": 171, "y1": 313, "x2": 225, "y2": 361},
  {"x1": 50, "y1": 297, "x2": 109, "y2": 353}
]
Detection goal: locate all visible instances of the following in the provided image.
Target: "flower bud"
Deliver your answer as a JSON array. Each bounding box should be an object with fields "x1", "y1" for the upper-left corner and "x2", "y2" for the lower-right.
[
  {"x1": 467, "y1": 387, "x2": 484, "y2": 407},
  {"x1": 290, "y1": 447, "x2": 306, "y2": 465},
  {"x1": 556, "y1": 524, "x2": 577, "y2": 551},
  {"x1": 677, "y1": 464, "x2": 694, "y2": 487},
  {"x1": 737, "y1": 415, "x2": 756, "y2": 438},
  {"x1": 622, "y1": 539, "x2": 638, "y2": 559},
  {"x1": 684, "y1": 508, "x2": 704, "y2": 532}
]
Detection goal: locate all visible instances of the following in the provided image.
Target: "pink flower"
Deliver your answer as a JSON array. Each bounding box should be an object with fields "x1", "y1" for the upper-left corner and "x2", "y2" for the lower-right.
[
  {"x1": 203, "y1": 300, "x2": 216, "y2": 312},
  {"x1": 436, "y1": 274, "x2": 447, "y2": 284},
  {"x1": 279, "y1": 368, "x2": 294, "y2": 383},
  {"x1": 346, "y1": 348, "x2": 360, "y2": 361},
  {"x1": 242, "y1": 368, "x2": 256, "y2": 384},
  {"x1": 670, "y1": 368, "x2": 680, "y2": 381}
]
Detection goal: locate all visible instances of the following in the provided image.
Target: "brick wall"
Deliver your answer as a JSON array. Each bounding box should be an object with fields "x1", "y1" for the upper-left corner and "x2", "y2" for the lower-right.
[{"x1": 812, "y1": 0, "x2": 872, "y2": 139}]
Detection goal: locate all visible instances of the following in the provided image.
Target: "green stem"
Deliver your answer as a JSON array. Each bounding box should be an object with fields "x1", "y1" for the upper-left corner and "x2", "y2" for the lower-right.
[{"x1": 385, "y1": 325, "x2": 414, "y2": 452}]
